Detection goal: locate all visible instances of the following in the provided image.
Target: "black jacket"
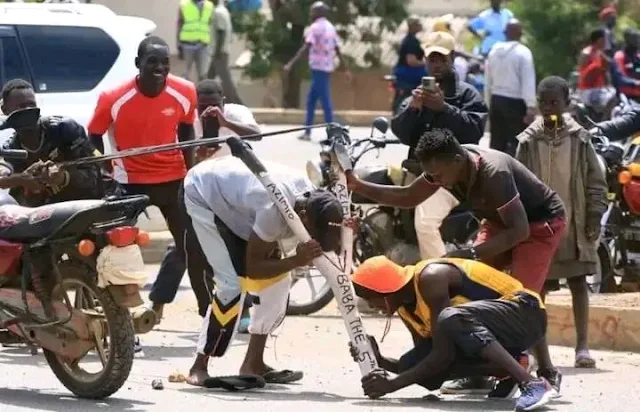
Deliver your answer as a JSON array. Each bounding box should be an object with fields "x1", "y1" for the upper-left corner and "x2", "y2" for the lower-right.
[
  {"x1": 597, "y1": 107, "x2": 640, "y2": 141},
  {"x1": 2, "y1": 116, "x2": 120, "y2": 206},
  {"x1": 391, "y1": 72, "x2": 488, "y2": 161}
]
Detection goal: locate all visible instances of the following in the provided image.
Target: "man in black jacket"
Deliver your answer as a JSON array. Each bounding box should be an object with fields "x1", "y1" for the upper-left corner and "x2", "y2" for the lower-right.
[
  {"x1": 596, "y1": 107, "x2": 640, "y2": 140},
  {"x1": 0, "y1": 79, "x2": 118, "y2": 206},
  {"x1": 391, "y1": 31, "x2": 488, "y2": 261}
]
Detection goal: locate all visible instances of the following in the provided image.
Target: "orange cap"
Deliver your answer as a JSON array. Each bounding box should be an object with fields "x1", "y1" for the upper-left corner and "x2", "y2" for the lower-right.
[{"x1": 352, "y1": 256, "x2": 414, "y2": 294}]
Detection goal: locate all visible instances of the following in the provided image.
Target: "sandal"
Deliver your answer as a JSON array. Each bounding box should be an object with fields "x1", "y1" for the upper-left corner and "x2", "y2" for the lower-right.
[
  {"x1": 262, "y1": 369, "x2": 304, "y2": 384},
  {"x1": 203, "y1": 375, "x2": 266, "y2": 391}
]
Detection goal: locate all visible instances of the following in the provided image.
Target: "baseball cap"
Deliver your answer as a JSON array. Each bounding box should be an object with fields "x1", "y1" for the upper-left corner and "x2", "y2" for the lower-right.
[
  {"x1": 423, "y1": 31, "x2": 456, "y2": 57},
  {"x1": 352, "y1": 256, "x2": 414, "y2": 294},
  {"x1": 305, "y1": 189, "x2": 343, "y2": 251}
]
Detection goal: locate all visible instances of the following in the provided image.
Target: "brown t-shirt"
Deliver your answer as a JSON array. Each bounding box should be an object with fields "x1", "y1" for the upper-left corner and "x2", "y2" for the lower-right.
[{"x1": 447, "y1": 145, "x2": 565, "y2": 225}]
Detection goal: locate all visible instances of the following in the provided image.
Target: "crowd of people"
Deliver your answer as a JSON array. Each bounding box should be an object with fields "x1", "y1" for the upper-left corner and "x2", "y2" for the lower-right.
[{"x1": 2, "y1": 0, "x2": 640, "y2": 411}]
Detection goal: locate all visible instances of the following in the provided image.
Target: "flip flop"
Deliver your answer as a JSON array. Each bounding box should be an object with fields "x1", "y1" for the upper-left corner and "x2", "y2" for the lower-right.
[
  {"x1": 575, "y1": 350, "x2": 596, "y2": 368},
  {"x1": 262, "y1": 369, "x2": 304, "y2": 384},
  {"x1": 203, "y1": 375, "x2": 266, "y2": 392}
]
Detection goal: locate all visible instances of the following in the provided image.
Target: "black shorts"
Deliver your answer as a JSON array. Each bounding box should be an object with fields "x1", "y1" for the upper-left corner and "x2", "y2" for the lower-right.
[{"x1": 397, "y1": 295, "x2": 546, "y2": 390}]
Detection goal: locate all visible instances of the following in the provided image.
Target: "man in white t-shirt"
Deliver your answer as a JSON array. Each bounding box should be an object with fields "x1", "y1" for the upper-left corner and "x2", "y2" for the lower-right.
[
  {"x1": 194, "y1": 78, "x2": 260, "y2": 160},
  {"x1": 206, "y1": 0, "x2": 244, "y2": 104},
  {"x1": 184, "y1": 155, "x2": 344, "y2": 387}
]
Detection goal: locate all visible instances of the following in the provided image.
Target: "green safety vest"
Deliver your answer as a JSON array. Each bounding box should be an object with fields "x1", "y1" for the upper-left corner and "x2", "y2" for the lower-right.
[{"x1": 179, "y1": 0, "x2": 213, "y2": 44}]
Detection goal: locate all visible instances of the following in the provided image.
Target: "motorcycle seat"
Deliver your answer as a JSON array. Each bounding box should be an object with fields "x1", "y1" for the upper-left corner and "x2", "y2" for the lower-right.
[{"x1": 0, "y1": 199, "x2": 106, "y2": 242}]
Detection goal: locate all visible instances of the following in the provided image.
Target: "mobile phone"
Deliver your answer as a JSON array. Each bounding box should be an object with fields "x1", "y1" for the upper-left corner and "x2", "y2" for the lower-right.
[{"x1": 421, "y1": 76, "x2": 437, "y2": 92}]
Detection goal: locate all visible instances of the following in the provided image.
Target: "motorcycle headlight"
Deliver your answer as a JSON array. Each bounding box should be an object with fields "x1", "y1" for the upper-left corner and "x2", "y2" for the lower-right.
[{"x1": 306, "y1": 160, "x2": 325, "y2": 187}]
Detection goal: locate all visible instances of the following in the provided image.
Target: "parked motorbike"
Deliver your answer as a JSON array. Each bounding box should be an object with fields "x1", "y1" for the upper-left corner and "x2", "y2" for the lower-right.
[
  {"x1": 0, "y1": 108, "x2": 154, "y2": 399},
  {"x1": 286, "y1": 118, "x2": 478, "y2": 315},
  {"x1": 579, "y1": 103, "x2": 640, "y2": 292}
]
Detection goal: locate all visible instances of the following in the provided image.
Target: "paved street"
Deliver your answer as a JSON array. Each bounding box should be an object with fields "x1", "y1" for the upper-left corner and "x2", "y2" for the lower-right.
[{"x1": 1, "y1": 264, "x2": 639, "y2": 412}]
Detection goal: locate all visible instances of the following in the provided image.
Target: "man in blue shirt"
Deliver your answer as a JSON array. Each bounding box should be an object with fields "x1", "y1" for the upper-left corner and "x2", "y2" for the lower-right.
[
  {"x1": 392, "y1": 16, "x2": 427, "y2": 113},
  {"x1": 468, "y1": 0, "x2": 514, "y2": 57}
]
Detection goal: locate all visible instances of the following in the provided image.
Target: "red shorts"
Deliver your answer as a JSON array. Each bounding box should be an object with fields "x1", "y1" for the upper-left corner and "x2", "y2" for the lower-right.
[{"x1": 474, "y1": 216, "x2": 566, "y2": 293}]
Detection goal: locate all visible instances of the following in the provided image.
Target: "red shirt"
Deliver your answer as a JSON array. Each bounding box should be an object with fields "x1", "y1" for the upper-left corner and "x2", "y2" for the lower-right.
[
  {"x1": 578, "y1": 45, "x2": 607, "y2": 90},
  {"x1": 88, "y1": 75, "x2": 197, "y2": 184}
]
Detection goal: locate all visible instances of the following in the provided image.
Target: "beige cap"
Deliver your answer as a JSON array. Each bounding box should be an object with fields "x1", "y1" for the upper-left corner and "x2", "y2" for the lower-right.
[{"x1": 423, "y1": 31, "x2": 456, "y2": 57}]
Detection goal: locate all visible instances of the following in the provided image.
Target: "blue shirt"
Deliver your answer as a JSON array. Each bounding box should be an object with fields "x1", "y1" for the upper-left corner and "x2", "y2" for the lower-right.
[{"x1": 469, "y1": 8, "x2": 514, "y2": 56}]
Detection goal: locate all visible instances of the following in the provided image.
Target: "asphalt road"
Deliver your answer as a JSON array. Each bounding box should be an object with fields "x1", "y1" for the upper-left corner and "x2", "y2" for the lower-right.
[{"x1": 1, "y1": 264, "x2": 639, "y2": 412}]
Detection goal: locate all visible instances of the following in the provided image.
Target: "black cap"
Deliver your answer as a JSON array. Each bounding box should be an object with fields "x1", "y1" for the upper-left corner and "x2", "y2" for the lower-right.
[{"x1": 305, "y1": 189, "x2": 343, "y2": 252}]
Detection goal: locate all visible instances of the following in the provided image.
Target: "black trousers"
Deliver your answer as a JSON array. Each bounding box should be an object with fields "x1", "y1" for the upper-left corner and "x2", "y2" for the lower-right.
[
  {"x1": 123, "y1": 180, "x2": 213, "y2": 316},
  {"x1": 489, "y1": 95, "x2": 528, "y2": 157}
]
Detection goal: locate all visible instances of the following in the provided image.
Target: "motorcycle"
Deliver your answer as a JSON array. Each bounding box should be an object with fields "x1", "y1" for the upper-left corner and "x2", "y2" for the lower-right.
[
  {"x1": 0, "y1": 108, "x2": 154, "y2": 399},
  {"x1": 578, "y1": 103, "x2": 640, "y2": 292},
  {"x1": 286, "y1": 118, "x2": 479, "y2": 315}
]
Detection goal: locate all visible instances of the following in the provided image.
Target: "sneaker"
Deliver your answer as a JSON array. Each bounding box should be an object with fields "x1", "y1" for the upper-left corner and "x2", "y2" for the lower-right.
[
  {"x1": 488, "y1": 353, "x2": 531, "y2": 399},
  {"x1": 489, "y1": 377, "x2": 519, "y2": 399},
  {"x1": 298, "y1": 133, "x2": 311, "y2": 141},
  {"x1": 537, "y1": 368, "x2": 562, "y2": 398},
  {"x1": 134, "y1": 336, "x2": 144, "y2": 357},
  {"x1": 515, "y1": 378, "x2": 554, "y2": 411},
  {"x1": 440, "y1": 377, "x2": 495, "y2": 395}
]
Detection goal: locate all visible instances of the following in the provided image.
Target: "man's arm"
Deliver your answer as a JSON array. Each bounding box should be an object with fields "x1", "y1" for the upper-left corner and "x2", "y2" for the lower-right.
[
  {"x1": 584, "y1": 136, "x2": 608, "y2": 222},
  {"x1": 473, "y1": 172, "x2": 530, "y2": 260},
  {"x1": 596, "y1": 107, "x2": 640, "y2": 140},
  {"x1": 245, "y1": 232, "x2": 309, "y2": 279},
  {"x1": 390, "y1": 97, "x2": 423, "y2": 147},
  {"x1": 87, "y1": 91, "x2": 113, "y2": 154},
  {"x1": 484, "y1": 54, "x2": 493, "y2": 105},
  {"x1": 285, "y1": 43, "x2": 311, "y2": 70},
  {"x1": 178, "y1": 123, "x2": 196, "y2": 170},
  {"x1": 177, "y1": 8, "x2": 184, "y2": 57},
  {"x1": 391, "y1": 265, "x2": 456, "y2": 390},
  {"x1": 439, "y1": 86, "x2": 489, "y2": 144},
  {"x1": 224, "y1": 106, "x2": 262, "y2": 139},
  {"x1": 349, "y1": 172, "x2": 438, "y2": 209},
  {"x1": 520, "y1": 48, "x2": 537, "y2": 112},
  {"x1": 467, "y1": 14, "x2": 484, "y2": 39}
]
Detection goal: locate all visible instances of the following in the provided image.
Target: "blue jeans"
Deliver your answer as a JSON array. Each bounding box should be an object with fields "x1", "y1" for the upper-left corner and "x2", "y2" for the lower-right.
[{"x1": 305, "y1": 70, "x2": 333, "y2": 134}]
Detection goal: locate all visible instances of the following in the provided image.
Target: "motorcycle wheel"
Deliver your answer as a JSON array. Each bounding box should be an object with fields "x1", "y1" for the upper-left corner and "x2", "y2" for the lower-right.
[
  {"x1": 43, "y1": 271, "x2": 134, "y2": 399},
  {"x1": 286, "y1": 265, "x2": 334, "y2": 316},
  {"x1": 589, "y1": 241, "x2": 617, "y2": 293}
]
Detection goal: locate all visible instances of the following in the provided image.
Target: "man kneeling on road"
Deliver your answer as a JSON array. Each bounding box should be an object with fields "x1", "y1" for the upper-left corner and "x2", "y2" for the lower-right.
[
  {"x1": 184, "y1": 155, "x2": 345, "y2": 387},
  {"x1": 349, "y1": 256, "x2": 554, "y2": 411}
]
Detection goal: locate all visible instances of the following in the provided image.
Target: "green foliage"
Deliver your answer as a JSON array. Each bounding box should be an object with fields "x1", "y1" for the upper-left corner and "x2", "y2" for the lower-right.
[
  {"x1": 231, "y1": 0, "x2": 409, "y2": 79},
  {"x1": 510, "y1": 0, "x2": 602, "y2": 79}
]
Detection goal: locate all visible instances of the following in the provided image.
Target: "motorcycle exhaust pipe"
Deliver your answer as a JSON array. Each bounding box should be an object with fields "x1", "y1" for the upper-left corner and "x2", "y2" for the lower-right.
[{"x1": 130, "y1": 306, "x2": 157, "y2": 335}]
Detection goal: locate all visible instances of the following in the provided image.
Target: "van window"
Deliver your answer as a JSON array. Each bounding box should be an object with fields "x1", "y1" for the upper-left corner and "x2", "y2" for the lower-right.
[
  {"x1": 0, "y1": 35, "x2": 30, "y2": 90},
  {"x1": 17, "y1": 25, "x2": 120, "y2": 93}
]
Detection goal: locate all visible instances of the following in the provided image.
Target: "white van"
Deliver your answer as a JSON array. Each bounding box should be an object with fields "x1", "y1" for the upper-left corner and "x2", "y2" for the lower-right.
[{"x1": 0, "y1": 2, "x2": 156, "y2": 129}]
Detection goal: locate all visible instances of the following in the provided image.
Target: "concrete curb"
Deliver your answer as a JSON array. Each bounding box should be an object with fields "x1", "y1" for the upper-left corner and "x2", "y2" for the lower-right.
[
  {"x1": 144, "y1": 232, "x2": 640, "y2": 352},
  {"x1": 546, "y1": 302, "x2": 640, "y2": 352},
  {"x1": 252, "y1": 108, "x2": 391, "y2": 127}
]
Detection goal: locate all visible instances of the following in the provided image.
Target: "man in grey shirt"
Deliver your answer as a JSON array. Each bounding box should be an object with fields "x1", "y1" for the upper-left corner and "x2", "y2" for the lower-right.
[
  {"x1": 184, "y1": 156, "x2": 344, "y2": 386},
  {"x1": 206, "y1": 0, "x2": 244, "y2": 104}
]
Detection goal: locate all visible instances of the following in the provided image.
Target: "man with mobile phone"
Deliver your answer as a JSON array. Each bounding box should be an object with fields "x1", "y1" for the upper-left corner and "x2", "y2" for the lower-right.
[{"x1": 391, "y1": 31, "x2": 488, "y2": 264}]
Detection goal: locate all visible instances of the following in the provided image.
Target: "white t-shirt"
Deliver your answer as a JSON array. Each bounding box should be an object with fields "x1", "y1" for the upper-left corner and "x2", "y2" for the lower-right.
[
  {"x1": 184, "y1": 156, "x2": 315, "y2": 242},
  {"x1": 194, "y1": 103, "x2": 259, "y2": 158},
  {"x1": 213, "y1": 4, "x2": 233, "y2": 54}
]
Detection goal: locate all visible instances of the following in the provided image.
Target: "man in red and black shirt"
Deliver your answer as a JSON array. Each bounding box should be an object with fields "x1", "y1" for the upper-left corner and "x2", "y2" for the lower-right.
[{"x1": 88, "y1": 36, "x2": 197, "y2": 320}]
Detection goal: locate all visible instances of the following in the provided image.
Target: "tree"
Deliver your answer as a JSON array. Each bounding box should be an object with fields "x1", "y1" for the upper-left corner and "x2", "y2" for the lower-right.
[
  {"x1": 509, "y1": 0, "x2": 602, "y2": 79},
  {"x1": 510, "y1": 0, "x2": 638, "y2": 79},
  {"x1": 232, "y1": 0, "x2": 409, "y2": 108}
]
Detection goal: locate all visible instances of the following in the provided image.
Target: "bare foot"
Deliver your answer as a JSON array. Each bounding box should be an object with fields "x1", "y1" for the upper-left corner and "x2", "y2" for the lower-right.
[{"x1": 187, "y1": 367, "x2": 211, "y2": 387}]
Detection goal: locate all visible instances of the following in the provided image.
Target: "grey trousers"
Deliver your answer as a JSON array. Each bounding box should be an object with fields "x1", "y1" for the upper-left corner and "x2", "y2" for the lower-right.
[
  {"x1": 183, "y1": 44, "x2": 208, "y2": 82},
  {"x1": 207, "y1": 52, "x2": 244, "y2": 105}
]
